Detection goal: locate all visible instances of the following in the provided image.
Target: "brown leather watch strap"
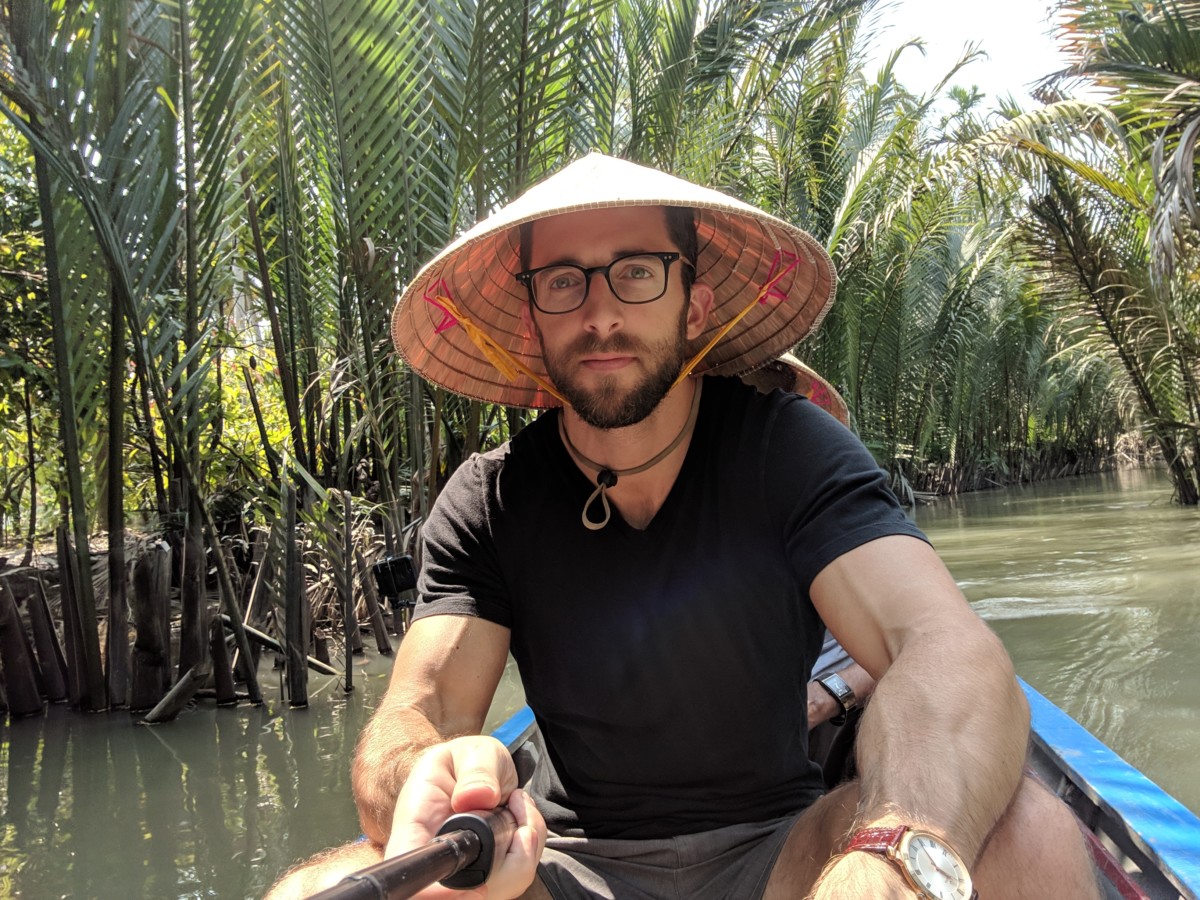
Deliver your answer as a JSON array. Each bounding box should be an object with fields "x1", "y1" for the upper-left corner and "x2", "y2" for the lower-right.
[{"x1": 846, "y1": 824, "x2": 909, "y2": 854}]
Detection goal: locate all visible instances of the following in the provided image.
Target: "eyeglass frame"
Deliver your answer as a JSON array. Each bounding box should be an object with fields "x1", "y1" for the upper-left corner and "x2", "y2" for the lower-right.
[{"x1": 514, "y1": 251, "x2": 692, "y2": 315}]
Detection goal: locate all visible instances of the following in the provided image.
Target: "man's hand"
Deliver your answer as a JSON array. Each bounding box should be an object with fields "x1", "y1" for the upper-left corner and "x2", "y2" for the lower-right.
[
  {"x1": 384, "y1": 736, "x2": 547, "y2": 899},
  {"x1": 806, "y1": 680, "x2": 841, "y2": 727}
]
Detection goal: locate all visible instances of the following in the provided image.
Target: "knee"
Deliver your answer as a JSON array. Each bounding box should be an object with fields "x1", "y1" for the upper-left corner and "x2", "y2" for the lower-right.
[
  {"x1": 975, "y1": 775, "x2": 1100, "y2": 899},
  {"x1": 989, "y1": 775, "x2": 1079, "y2": 858}
]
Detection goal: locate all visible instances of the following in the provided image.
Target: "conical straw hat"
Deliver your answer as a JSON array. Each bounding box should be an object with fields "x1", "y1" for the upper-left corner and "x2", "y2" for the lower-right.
[
  {"x1": 741, "y1": 353, "x2": 850, "y2": 427},
  {"x1": 392, "y1": 152, "x2": 837, "y2": 409}
]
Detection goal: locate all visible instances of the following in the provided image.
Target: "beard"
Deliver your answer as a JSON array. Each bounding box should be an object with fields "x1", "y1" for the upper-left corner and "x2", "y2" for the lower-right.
[{"x1": 537, "y1": 309, "x2": 691, "y2": 430}]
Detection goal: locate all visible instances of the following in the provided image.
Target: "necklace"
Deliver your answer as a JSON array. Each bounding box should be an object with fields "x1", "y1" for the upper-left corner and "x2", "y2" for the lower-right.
[{"x1": 558, "y1": 380, "x2": 703, "y2": 531}]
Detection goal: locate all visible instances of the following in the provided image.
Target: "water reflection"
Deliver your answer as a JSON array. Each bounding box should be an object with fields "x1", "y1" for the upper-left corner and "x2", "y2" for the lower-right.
[
  {"x1": 0, "y1": 663, "x2": 389, "y2": 898},
  {"x1": 0, "y1": 647, "x2": 525, "y2": 898}
]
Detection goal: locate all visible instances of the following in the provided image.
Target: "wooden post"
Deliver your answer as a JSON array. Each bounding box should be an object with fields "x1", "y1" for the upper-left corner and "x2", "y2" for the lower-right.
[
  {"x1": 341, "y1": 491, "x2": 359, "y2": 692},
  {"x1": 140, "y1": 666, "x2": 206, "y2": 724},
  {"x1": 355, "y1": 549, "x2": 392, "y2": 655},
  {"x1": 283, "y1": 480, "x2": 307, "y2": 708},
  {"x1": 208, "y1": 617, "x2": 237, "y2": 707},
  {"x1": 0, "y1": 580, "x2": 44, "y2": 717},
  {"x1": 130, "y1": 541, "x2": 172, "y2": 713}
]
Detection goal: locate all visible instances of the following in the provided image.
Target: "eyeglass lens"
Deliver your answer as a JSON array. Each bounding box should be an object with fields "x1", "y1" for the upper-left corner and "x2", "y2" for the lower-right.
[{"x1": 530, "y1": 253, "x2": 670, "y2": 313}]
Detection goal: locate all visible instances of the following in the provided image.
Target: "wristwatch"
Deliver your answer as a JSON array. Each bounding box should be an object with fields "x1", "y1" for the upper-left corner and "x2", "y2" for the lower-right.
[
  {"x1": 814, "y1": 670, "x2": 857, "y2": 725},
  {"x1": 845, "y1": 825, "x2": 977, "y2": 900}
]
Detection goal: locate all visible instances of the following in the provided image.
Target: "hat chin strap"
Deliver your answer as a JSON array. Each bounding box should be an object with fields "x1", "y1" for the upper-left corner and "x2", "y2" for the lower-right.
[
  {"x1": 431, "y1": 254, "x2": 797, "y2": 406},
  {"x1": 671, "y1": 255, "x2": 799, "y2": 388},
  {"x1": 429, "y1": 291, "x2": 568, "y2": 404}
]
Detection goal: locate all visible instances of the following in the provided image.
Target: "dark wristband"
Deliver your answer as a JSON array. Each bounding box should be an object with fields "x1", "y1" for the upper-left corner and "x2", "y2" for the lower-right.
[{"x1": 814, "y1": 670, "x2": 856, "y2": 726}]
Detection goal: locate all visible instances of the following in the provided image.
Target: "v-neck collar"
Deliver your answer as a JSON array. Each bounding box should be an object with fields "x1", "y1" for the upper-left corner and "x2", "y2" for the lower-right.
[{"x1": 548, "y1": 382, "x2": 713, "y2": 536}]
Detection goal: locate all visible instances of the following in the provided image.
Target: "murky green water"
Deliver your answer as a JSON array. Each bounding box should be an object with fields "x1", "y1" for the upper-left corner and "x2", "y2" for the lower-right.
[
  {"x1": 912, "y1": 467, "x2": 1200, "y2": 820},
  {"x1": 1, "y1": 468, "x2": 1196, "y2": 897}
]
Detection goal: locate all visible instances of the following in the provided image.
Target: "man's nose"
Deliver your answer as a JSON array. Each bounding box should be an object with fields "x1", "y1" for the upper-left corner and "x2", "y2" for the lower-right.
[{"x1": 581, "y1": 271, "x2": 623, "y2": 334}]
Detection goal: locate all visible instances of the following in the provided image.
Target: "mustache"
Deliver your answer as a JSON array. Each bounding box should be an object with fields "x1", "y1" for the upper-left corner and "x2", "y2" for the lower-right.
[{"x1": 564, "y1": 333, "x2": 646, "y2": 356}]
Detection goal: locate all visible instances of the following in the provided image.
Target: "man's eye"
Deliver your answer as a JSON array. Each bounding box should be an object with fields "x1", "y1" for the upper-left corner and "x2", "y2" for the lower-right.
[
  {"x1": 615, "y1": 261, "x2": 656, "y2": 281},
  {"x1": 545, "y1": 271, "x2": 581, "y2": 291}
]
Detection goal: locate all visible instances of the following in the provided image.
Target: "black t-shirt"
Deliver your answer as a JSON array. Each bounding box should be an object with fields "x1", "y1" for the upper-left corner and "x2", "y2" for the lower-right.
[{"x1": 414, "y1": 376, "x2": 927, "y2": 838}]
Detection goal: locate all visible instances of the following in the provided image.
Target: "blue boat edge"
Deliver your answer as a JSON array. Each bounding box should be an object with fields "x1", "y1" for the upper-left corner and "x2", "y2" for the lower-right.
[{"x1": 1021, "y1": 678, "x2": 1199, "y2": 899}]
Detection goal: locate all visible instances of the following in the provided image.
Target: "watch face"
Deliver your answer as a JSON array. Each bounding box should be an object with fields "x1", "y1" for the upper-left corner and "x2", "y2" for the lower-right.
[{"x1": 900, "y1": 831, "x2": 973, "y2": 900}]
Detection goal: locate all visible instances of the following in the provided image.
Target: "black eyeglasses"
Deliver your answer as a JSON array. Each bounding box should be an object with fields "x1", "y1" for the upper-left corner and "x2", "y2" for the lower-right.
[{"x1": 515, "y1": 251, "x2": 690, "y2": 315}]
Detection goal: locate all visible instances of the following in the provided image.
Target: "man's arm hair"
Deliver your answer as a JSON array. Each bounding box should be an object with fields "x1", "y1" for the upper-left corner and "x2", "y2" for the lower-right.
[
  {"x1": 811, "y1": 534, "x2": 1029, "y2": 863},
  {"x1": 351, "y1": 614, "x2": 510, "y2": 845}
]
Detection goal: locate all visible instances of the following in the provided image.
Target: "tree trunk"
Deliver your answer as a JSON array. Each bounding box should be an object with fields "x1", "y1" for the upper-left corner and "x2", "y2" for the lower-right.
[
  {"x1": 35, "y1": 153, "x2": 106, "y2": 711},
  {"x1": 56, "y1": 527, "x2": 87, "y2": 707},
  {"x1": 208, "y1": 617, "x2": 237, "y2": 707},
  {"x1": 177, "y1": 510, "x2": 207, "y2": 680},
  {"x1": 107, "y1": 281, "x2": 130, "y2": 708}
]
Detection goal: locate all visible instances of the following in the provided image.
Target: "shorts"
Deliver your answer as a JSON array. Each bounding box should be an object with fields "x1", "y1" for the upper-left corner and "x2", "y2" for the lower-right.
[{"x1": 536, "y1": 812, "x2": 802, "y2": 900}]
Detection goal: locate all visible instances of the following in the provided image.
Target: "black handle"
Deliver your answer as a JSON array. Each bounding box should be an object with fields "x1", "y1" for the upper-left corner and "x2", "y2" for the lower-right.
[
  {"x1": 308, "y1": 807, "x2": 517, "y2": 899},
  {"x1": 436, "y1": 807, "x2": 518, "y2": 889}
]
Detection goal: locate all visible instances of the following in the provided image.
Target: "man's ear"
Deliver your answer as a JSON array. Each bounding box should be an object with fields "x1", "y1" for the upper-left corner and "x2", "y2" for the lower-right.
[
  {"x1": 519, "y1": 300, "x2": 534, "y2": 338},
  {"x1": 686, "y1": 283, "x2": 714, "y2": 340}
]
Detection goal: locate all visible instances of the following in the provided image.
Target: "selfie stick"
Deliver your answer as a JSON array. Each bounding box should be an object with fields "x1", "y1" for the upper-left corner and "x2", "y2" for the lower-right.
[{"x1": 308, "y1": 807, "x2": 517, "y2": 900}]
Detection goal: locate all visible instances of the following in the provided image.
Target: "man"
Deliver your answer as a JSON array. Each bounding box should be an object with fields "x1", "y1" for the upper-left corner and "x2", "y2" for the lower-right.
[{"x1": 269, "y1": 154, "x2": 1099, "y2": 899}]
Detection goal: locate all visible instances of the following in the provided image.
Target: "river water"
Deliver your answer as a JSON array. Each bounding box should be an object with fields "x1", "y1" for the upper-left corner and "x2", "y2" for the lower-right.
[
  {"x1": 913, "y1": 467, "x2": 1200, "y2": 819},
  {"x1": 0, "y1": 468, "x2": 1196, "y2": 898}
]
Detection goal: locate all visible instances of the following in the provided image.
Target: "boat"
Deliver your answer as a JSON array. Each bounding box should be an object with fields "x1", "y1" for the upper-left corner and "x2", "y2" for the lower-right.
[
  {"x1": 489, "y1": 680, "x2": 1200, "y2": 900},
  {"x1": 1020, "y1": 679, "x2": 1200, "y2": 900}
]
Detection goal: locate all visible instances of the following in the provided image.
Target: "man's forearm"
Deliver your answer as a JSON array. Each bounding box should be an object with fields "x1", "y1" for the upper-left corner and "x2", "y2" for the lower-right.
[
  {"x1": 351, "y1": 705, "x2": 453, "y2": 845},
  {"x1": 851, "y1": 623, "x2": 1029, "y2": 861}
]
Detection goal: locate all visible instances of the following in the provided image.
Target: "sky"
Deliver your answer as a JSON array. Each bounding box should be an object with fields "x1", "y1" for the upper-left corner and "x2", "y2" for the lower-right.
[{"x1": 860, "y1": 0, "x2": 1075, "y2": 109}]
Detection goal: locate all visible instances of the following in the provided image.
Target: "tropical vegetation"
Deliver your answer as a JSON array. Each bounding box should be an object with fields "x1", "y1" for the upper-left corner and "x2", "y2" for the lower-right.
[{"x1": 0, "y1": 0, "x2": 1196, "y2": 717}]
